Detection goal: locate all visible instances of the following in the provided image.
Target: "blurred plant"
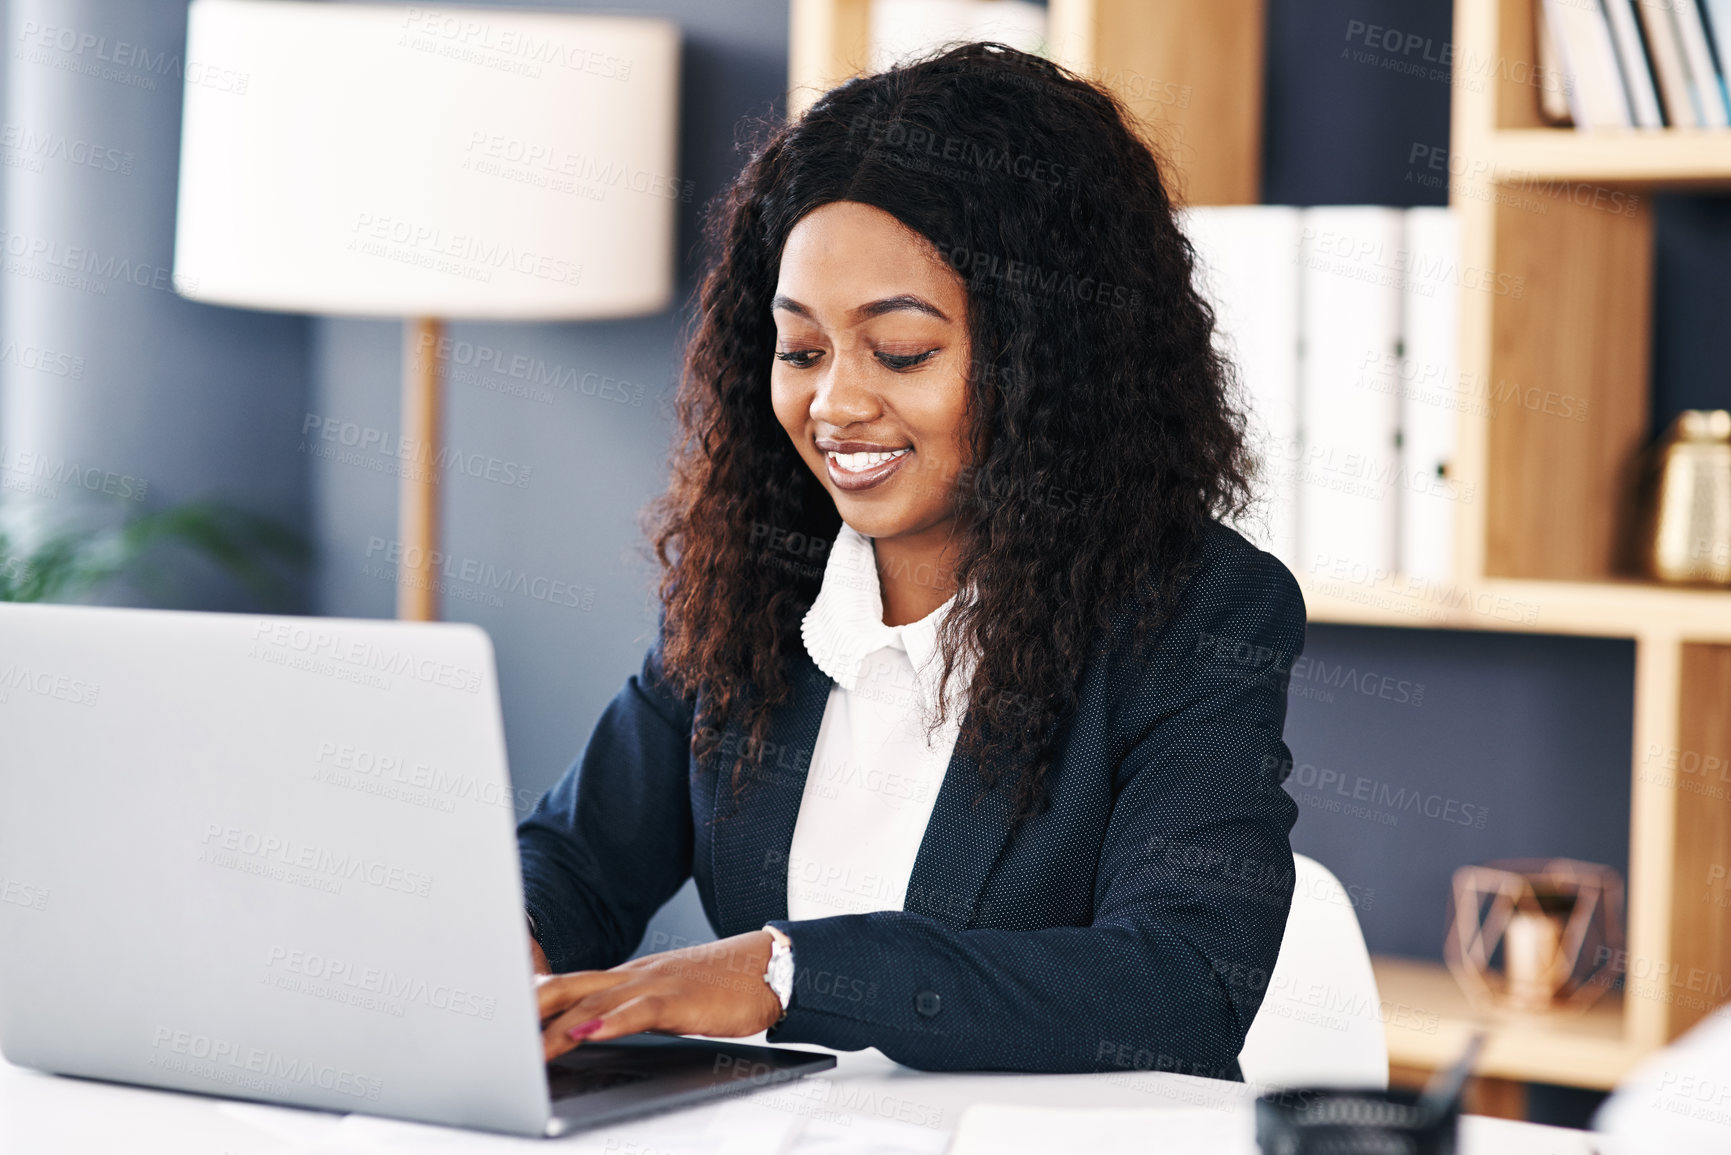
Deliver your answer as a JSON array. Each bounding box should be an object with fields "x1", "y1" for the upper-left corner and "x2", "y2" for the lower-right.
[{"x1": 0, "y1": 499, "x2": 309, "y2": 608}]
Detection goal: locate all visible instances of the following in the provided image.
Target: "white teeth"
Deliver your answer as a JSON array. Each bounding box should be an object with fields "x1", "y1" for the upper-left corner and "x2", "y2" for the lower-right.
[{"x1": 828, "y1": 448, "x2": 909, "y2": 473}]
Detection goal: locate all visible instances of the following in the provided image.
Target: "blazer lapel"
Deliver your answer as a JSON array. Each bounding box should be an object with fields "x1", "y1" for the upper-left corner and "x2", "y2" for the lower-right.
[
  {"x1": 902, "y1": 740, "x2": 1017, "y2": 929},
  {"x1": 707, "y1": 649, "x2": 832, "y2": 936}
]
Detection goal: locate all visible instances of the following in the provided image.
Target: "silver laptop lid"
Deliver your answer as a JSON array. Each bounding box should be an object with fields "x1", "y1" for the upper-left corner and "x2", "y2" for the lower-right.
[{"x1": 0, "y1": 604, "x2": 551, "y2": 1135}]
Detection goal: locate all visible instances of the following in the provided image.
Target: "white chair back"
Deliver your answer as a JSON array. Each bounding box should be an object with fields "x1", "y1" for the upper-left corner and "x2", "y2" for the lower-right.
[{"x1": 1237, "y1": 853, "x2": 1389, "y2": 1090}]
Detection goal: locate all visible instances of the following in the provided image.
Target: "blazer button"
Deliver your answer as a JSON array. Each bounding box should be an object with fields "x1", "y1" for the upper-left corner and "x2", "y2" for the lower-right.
[{"x1": 915, "y1": 990, "x2": 941, "y2": 1017}]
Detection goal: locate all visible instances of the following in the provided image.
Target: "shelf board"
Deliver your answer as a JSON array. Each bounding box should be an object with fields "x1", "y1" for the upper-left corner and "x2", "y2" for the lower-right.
[
  {"x1": 1372, "y1": 956, "x2": 1643, "y2": 1089},
  {"x1": 1299, "y1": 573, "x2": 1731, "y2": 641},
  {"x1": 1486, "y1": 129, "x2": 1731, "y2": 189}
]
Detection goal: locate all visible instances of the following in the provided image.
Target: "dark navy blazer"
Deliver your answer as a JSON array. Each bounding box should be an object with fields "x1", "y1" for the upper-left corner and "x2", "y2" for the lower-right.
[{"x1": 518, "y1": 521, "x2": 1305, "y2": 1078}]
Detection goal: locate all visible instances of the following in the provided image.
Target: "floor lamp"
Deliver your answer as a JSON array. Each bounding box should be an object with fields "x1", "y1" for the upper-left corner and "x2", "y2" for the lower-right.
[{"x1": 172, "y1": 0, "x2": 679, "y2": 621}]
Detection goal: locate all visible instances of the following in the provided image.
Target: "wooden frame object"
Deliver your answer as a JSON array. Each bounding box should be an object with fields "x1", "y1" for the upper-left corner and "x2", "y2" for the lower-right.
[
  {"x1": 787, "y1": 0, "x2": 1266, "y2": 206},
  {"x1": 1310, "y1": 0, "x2": 1731, "y2": 1090}
]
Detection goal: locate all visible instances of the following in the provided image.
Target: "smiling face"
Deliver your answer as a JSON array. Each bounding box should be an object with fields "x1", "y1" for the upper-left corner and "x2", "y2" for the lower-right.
[{"x1": 770, "y1": 200, "x2": 972, "y2": 547}]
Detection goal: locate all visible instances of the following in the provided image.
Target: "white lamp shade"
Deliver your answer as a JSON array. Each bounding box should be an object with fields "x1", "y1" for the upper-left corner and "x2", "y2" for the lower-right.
[{"x1": 174, "y1": 0, "x2": 680, "y2": 320}]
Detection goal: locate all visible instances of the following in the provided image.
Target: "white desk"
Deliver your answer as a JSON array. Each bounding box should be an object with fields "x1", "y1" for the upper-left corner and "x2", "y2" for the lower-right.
[{"x1": 0, "y1": 1045, "x2": 1599, "y2": 1154}]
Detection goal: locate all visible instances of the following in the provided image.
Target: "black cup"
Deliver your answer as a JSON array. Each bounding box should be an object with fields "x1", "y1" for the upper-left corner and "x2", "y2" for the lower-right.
[{"x1": 1254, "y1": 1086, "x2": 1459, "y2": 1155}]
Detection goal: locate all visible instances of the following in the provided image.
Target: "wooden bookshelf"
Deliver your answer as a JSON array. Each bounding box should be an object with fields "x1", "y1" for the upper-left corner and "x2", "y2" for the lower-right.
[
  {"x1": 1489, "y1": 128, "x2": 1731, "y2": 187},
  {"x1": 787, "y1": 0, "x2": 1267, "y2": 206},
  {"x1": 785, "y1": 0, "x2": 1731, "y2": 1094},
  {"x1": 1378, "y1": 0, "x2": 1731, "y2": 1086},
  {"x1": 1373, "y1": 957, "x2": 1642, "y2": 1090}
]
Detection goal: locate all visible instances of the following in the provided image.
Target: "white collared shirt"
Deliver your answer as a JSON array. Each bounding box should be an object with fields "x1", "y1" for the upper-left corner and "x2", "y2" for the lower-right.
[{"x1": 786, "y1": 524, "x2": 971, "y2": 921}]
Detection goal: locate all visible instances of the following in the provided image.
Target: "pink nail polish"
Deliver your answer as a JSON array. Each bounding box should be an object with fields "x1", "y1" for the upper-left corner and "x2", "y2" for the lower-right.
[{"x1": 566, "y1": 1017, "x2": 603, "y2": 1042}]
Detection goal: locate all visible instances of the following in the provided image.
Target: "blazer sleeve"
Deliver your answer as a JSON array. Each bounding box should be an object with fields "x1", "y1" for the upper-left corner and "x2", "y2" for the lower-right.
[
  {"x1": 516, "y1": 638, "x2": 697, "y2": 974},
  {"x1": 763, "y1": 545, "x2": 1304, "y2": 1075}
]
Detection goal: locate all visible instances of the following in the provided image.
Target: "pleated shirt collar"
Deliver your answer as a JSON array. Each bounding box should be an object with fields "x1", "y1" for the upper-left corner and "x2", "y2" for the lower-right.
[{"x1": 800, "y1": 523, "x2": 968, "y2": 707}]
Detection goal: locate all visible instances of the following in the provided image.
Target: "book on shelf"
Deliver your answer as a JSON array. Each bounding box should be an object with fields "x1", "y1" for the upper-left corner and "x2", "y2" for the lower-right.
[
  {"x1": 1604, "y1": 0, "x2": 1666, "y2": 127},
  {"x1": 1705, "y1": 0, "x2": 1731, "y2": 114},
  {"x1": 1543, "y1": 0, "x2": 1636, "y2": 128},
  {"x1": 1182, "y1": 207, "x2": 1462, "y2": 587},
  {"x1": 1674, "y1": 0, "x2": 1731, "y2": 123},
  {"x1": 1635, "y1": 0, "x2": 1707, "y2": 125}
]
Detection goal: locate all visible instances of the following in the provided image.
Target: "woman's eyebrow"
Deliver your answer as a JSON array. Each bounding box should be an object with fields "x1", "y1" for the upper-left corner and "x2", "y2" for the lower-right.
[{"x1": 770, "y1": 293, "x2": 950, "y2": 323}]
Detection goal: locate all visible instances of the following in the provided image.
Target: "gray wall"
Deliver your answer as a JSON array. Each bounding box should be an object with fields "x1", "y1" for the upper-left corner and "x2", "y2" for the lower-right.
[{"x1": 0, "y1": 0, "x2": 309, "y2": 606}]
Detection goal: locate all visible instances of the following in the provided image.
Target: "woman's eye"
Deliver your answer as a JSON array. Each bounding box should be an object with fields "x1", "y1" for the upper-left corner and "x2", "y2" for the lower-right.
[
  {"x1": 774, "y1": 349, "x2": 823, "y2": 369},
  {"x1": 876, "y1": 349, "x2": 938, "y2": 371}
]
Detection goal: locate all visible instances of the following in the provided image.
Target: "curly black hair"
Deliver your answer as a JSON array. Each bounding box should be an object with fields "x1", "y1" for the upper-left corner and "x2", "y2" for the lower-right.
[{"x1": 650, "y1": 42, "x2": 1253, "y2": 822}]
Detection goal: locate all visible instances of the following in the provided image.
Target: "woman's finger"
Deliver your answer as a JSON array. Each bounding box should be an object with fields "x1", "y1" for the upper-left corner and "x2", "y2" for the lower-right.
[
  {"x1": 540, "y1": 982, "x2": 651, "y2": 1062},
  {"x1": 536, "y1": 969, "x2": 631, "y2": 1023},
  {"x1": 579, "y1": 992, "x2": 669, "y2": 1044}
]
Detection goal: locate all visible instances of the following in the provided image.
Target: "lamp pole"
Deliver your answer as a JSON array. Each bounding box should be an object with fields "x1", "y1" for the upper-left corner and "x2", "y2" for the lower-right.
[{"x1": 398, "y1": 317, "x2": 444, "y2": 621}]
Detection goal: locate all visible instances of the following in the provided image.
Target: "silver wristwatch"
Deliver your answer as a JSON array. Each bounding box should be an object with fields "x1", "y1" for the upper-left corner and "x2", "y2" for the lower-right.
[{"x1": 761, "y1": 923, "x2": 794, "y2": 1019}]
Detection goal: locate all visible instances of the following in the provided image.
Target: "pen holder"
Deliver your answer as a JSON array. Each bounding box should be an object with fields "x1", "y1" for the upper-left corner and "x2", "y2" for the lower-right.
[{"x1": 1254, "y1": 1087, "x2": 1459, "y2": 1155}]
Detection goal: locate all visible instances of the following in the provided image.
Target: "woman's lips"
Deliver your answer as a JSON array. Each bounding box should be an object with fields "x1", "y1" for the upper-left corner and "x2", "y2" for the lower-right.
[{"x1": 824, "y1": 447, "x2": 911, "y2": 492}]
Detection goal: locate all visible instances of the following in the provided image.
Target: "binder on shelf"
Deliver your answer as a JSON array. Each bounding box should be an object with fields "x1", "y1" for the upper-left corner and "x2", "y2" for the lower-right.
[
  {"x1": 1180, "y1": 207, "x2": 1302, "y2": 569},
  {"x1": 1603, "y1": 0, "x2": 1666, "y2": 127},
  {"x1": 1297, "y1": 207, "x2": 1404, "y2": 584},
  {"x1": 1544, "y1": 0, "x2": 1635, "y2": 128},
  {"x1": 1398, "y1": 208, "x2": 1461, "y2": 585},
  {"x1": 868, "y1": 0, "x2": 1047, "y2": 73},
  {"x1": 1673, "y1": 0, "x2": 1731, "y2": 124},
  {"x1": 1638, "y1": 0, "x2": 1702, "y2": 125}
]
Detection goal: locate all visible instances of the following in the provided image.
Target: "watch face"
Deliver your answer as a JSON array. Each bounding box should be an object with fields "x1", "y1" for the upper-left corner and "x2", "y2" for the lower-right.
[{"x1": 766, "y1": 944, "x2": 795, "y2": 1008}]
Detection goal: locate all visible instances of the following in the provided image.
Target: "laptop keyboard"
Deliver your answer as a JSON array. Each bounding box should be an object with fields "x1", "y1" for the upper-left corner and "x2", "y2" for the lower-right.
[{"x1": 547, "y1": 1065, "x2": 654, "y2": 1100}]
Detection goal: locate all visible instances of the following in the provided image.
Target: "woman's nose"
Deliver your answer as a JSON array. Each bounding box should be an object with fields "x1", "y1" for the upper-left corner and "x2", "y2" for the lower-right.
[{"x1": 809, "y1": 353, "x2": 882, "y2": 427}]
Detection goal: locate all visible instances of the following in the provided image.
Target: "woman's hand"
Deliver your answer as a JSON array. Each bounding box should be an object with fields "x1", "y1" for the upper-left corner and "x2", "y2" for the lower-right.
[{"x1": 536, "y1": 931, "x2": 782, "y2": 1063}]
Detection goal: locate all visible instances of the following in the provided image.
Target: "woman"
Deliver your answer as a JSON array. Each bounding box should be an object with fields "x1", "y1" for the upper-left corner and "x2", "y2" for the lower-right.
[{"x1": 520, "y1": 42, "x2": 1304, "y2": 1079}]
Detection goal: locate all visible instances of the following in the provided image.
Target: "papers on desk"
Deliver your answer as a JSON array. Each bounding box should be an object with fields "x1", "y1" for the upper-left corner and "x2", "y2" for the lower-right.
[
  {"x1": 260, "y1": 1086, "x2": 951, "y2": 1155},
  {"x1": 948, "y1": 1103, "x2": 1254, "y2": 1154}
]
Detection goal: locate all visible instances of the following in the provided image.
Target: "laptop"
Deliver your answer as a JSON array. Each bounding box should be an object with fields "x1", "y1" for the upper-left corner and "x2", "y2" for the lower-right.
[{"x1": 0, "y1": 603, "x2": 834, "y2": 1137}]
